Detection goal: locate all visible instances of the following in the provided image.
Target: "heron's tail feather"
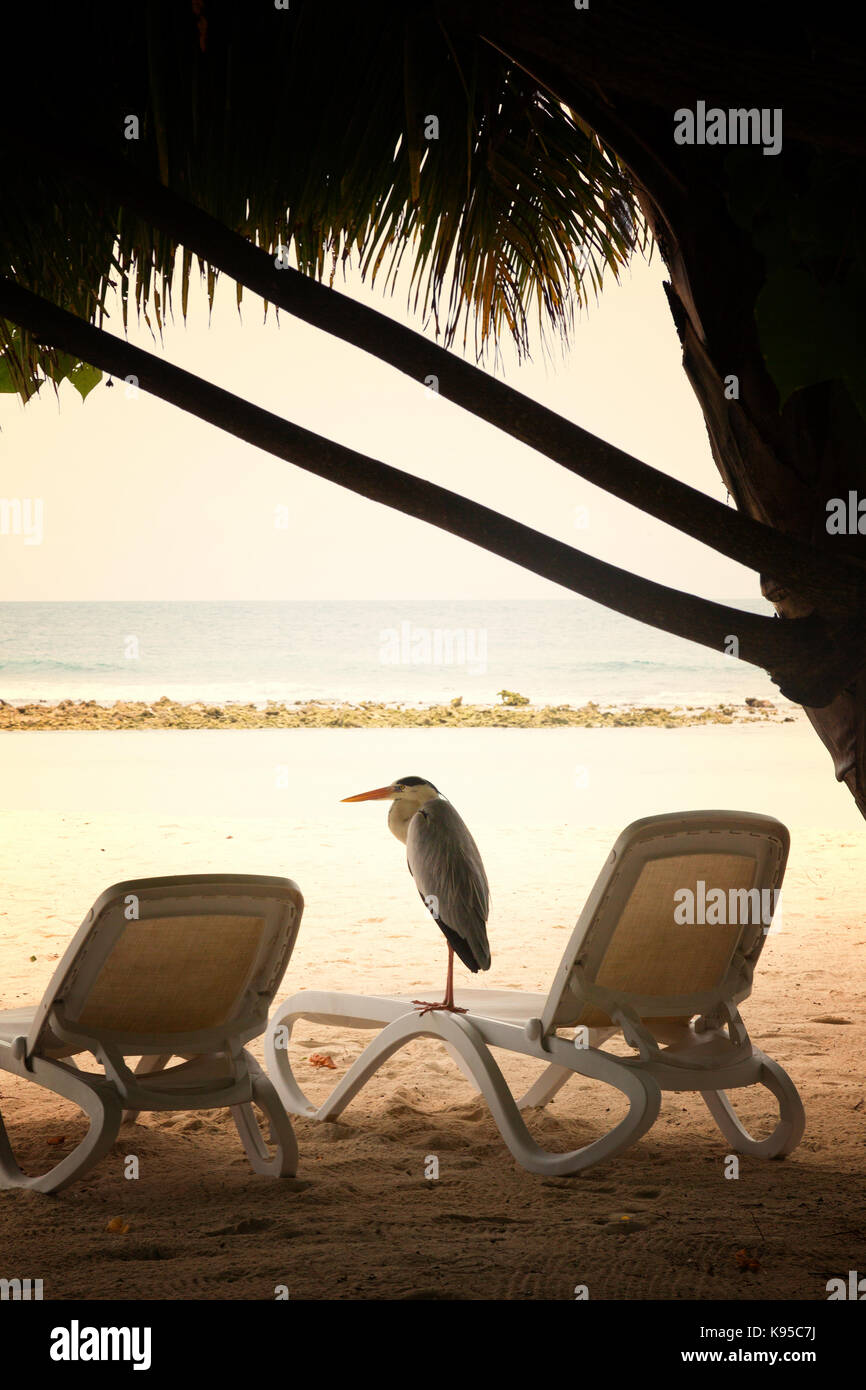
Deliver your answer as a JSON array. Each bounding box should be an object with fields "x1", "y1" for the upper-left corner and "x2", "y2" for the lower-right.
[{"x1": 439, "y1": 921, "x2": 491, "y2": 973}]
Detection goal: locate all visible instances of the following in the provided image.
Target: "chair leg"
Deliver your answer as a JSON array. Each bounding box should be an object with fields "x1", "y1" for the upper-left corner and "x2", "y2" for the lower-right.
[
  {"x1": 701, "y1": 1053, "x2": 806, "y2": 1158},
  {"x1": 265, "y1": 1002, "x2": 485, "y2": 1112},
  {"x1": 0, "y1": 1053, "x2": 123, "y2": 1195},
  {"x1": 286, "y1": 1010, "x2": 661, "y2": 1176},
  {"x1": 311, "y1": 1014, "x2": 427, "y2": 1120},
  {"x1": 123, "y1": 1054, "x2": 174, "y2": 1123},
  {"x1": 442, "y1": 1016, "x2": 662, "y2": 1176},
  {"x1": 230, "y1": 1053, "x2": 298, "y2": 1178},
  {"x1": 516, "y1": 1028, "x2": 618, "y2": 1109},
  {"x1": 265, "y1": 1008, "x2": 321, "y2": 1118},
  {"x1": 441, "y1": 1041, "x2": 484, "y2": 1092},
  {"x1": 517, "y1": 1063, "x2": 576, "y2": 1110}
]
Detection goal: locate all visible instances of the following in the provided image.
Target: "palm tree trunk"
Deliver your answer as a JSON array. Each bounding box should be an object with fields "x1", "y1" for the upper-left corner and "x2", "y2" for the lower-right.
[{"x1": 460, "y1": 0, "x2": 866, "y2": 812}]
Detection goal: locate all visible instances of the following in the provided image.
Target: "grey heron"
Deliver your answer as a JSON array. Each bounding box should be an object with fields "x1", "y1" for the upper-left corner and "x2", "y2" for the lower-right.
[{"x1": 342, "y1": 776, "x2": 491, "y2": 1014}]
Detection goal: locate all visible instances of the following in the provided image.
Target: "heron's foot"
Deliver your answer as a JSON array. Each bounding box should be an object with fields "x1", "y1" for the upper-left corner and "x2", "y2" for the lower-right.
[{"x1": 412, "y1": 999, "x2": 468, "y2": 1017}]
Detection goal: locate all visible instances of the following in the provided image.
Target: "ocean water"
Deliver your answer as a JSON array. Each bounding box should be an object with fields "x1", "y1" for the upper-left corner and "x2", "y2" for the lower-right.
[{"x1": 0, "y1": 599, "x2": 785, "y2": 707}]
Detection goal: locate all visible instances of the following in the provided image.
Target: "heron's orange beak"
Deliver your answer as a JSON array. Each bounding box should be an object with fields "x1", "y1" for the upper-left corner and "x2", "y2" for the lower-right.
[{"x1": 341, "y1": 784, "x2": 396, "y2": 802}]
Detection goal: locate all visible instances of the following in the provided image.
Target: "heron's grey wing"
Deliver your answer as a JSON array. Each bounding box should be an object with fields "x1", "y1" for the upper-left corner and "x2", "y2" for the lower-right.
[{"x1": 406, "y1": 799, "x2": 491, "y2": 970}]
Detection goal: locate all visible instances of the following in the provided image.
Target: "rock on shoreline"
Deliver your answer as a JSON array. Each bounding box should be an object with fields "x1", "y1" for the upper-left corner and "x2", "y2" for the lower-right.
[{"x1": 0, "y1": 696, "x2": 794, "y2": 731}]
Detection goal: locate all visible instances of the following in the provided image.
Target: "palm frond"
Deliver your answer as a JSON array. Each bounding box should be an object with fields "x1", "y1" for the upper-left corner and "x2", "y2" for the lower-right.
[{"x1": 0, "y1": 0, "x2": 646, "y2": 398}]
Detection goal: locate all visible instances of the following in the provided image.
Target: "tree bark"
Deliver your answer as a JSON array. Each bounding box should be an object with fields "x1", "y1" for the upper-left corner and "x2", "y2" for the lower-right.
[{"x1": 454, "y1": 0, "x2": 866, "y2": 813}]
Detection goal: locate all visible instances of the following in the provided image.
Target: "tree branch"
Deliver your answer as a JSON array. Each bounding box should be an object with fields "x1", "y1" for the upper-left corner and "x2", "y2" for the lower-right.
[
  {"x1": 1, "y1": 272, "x2": 855, "y2": 705},
  {"x1": 13, "y1": 132, "x2": 866, "y2": 615}
]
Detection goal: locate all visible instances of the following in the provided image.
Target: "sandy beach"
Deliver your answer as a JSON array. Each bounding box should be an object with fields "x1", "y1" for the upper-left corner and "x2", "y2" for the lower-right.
[{"x1": 1, "y1": 721, "x2": 864, "y2": 1300}]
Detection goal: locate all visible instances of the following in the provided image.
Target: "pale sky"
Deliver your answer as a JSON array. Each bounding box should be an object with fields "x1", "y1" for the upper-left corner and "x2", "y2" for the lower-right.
[{"x1": 0, "y1": 250, "x2": 758, "y2": 602}]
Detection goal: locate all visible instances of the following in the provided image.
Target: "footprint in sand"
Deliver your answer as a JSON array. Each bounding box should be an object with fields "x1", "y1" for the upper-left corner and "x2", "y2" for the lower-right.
[{"x1": 205, "y1": 1217, "x2": 276, "y2": 1237}]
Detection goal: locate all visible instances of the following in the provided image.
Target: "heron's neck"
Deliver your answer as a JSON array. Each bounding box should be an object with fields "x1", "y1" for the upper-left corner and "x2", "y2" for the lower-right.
[{"x1": 388, "y1": 795, "x2": 437, "y2": 843}]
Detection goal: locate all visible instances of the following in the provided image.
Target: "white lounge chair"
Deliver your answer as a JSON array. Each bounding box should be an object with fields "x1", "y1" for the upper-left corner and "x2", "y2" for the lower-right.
[
  {"x1": 266, "y1": 811, "x2": 804, "y2": 1176},
  {"x1": 0, "y1": 873, "x2": 303, "y2": 1193}
]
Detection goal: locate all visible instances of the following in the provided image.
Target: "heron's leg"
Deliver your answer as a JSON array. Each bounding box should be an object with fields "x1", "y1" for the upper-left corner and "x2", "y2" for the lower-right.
[{"x1": 413, "y1": 944, "x2": 468, "y2": 1016}]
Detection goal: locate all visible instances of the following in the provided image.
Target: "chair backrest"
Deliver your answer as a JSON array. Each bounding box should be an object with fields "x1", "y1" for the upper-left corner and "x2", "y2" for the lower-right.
[
  {"x1": 25, "y1": 874, "x2": 303, "y2": 1060},
  {"x1": 540, "y1": 811, "x2": 788, "y2": 1035}
]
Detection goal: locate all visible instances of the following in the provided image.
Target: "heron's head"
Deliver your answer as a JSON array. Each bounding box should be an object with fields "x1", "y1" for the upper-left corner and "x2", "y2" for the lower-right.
[{"x1": 342, "y1": 775, "x2": 439, "y2": 805}]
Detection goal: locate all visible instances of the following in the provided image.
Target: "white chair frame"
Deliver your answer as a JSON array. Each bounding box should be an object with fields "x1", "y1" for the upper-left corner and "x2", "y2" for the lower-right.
[
  {"x1": 266, "y1": 812, "x2": 805, "y2": 1175},
  {"x1": 0, "y1": 874, "x2": 303, "y2": 1193}
]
